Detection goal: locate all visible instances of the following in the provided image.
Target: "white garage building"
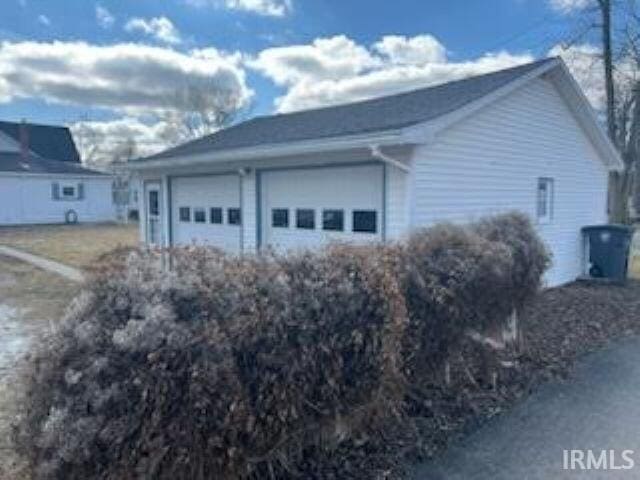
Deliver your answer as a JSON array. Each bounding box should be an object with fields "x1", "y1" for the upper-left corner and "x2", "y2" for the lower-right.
[
  {"x1": 0, "y1": 121, "x2": 116, "y2": 225},
  {"x1": 130, "y1": 58, "x2": 622, "y2": 286}
]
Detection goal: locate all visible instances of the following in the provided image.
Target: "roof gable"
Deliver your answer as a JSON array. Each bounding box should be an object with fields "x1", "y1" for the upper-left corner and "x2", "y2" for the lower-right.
[
  {"x1": 131, "y1": 57, "x2": 621, "y2": 172},
  {"x1": 140, "y1": 58, "x2": 557, "y2": 162},
  {"x1": 0, "y1": 121, "x2": 81, "y2": 163}
]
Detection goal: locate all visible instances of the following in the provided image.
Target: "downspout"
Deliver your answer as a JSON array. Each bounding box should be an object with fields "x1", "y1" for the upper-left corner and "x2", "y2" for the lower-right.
[
  {"x1": 370, "y1": 145, "x2": 410, "y2": 242},
  {"x1": 369, "y1": 145, "x2": 410, "y2": 173}
]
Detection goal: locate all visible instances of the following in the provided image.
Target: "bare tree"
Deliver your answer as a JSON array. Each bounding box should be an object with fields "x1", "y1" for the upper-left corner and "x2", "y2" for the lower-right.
[
  {"x1": 573, "y1": 0, "x2": 640, "y2": 222},
  {"x1": 161, "y1": 80, "x2": 247, "y2": 146}
]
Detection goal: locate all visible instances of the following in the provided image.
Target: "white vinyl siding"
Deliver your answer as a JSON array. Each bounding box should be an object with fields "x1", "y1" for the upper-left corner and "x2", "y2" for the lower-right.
[
  {"x1": 0, "y1": 175, "x2": 115, "y2": 225},
  {"x1": 385, "y1": 163, "x2": 411, "y2": 240},
  {"x1": 410, "y1": 77, "x2": 608, "y2": 286}
]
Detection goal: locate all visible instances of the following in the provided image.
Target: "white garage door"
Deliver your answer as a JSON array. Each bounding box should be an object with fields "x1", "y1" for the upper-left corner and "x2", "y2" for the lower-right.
[
  {"x1": 261, "y1": 164, "x2": 384, "y2": 252},
  {"x1": 171, "y1": 175, "x2": 241, "y2": 252}
]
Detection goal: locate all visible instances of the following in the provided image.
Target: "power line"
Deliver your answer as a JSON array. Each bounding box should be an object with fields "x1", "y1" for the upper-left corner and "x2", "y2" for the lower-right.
[{"x1": 468, "y1": 13, "x2": 560, "y2": 57}]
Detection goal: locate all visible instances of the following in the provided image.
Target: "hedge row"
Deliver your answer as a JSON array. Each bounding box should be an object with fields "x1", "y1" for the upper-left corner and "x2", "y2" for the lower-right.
[{"x1": 13, "y1": 212, "x2": 550, "y2": 479}]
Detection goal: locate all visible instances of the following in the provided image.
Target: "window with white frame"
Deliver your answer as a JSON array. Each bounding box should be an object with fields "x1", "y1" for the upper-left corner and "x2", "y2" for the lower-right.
[
  {"x1": 537, "y1": 178, "x2": 554, "y2": 223},
  {"x1": 52, "y1": 182, "x2": 84, "y2": 201}
]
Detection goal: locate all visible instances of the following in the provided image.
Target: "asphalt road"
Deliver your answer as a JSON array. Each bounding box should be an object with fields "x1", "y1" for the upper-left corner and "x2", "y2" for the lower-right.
[{"x1": 411, "y1": 337, "x2": 640, "y2": 479}]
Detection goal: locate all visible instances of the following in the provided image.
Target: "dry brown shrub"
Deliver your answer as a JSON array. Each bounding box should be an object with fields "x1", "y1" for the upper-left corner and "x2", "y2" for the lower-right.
[
  {"x1": 400, "y1": 223, "x2": 515, "y2": 382},
  {"x1": 14, "y1": 244, "x2": 409, "y2": 479},
  {"x1": 12, "y1": 212, "x2": 550, "y2": 479}
]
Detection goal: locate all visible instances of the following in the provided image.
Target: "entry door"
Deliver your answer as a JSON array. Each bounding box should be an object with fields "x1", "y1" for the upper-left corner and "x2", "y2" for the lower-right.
[{"x1": 145, "y1": 182, "x2": 162, "y2": 246}]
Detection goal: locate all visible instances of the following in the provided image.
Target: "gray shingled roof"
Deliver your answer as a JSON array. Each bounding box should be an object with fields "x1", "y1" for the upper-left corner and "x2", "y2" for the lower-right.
[
  {"x1": 0, "y1": 152, "x2": 104, "y2": 175},
  {"x1": 138, "y1": 58, "x2": 556, "y2": 162},
  {"x1": 0, "y1": 121, "x2": 81, "y2": 163}
]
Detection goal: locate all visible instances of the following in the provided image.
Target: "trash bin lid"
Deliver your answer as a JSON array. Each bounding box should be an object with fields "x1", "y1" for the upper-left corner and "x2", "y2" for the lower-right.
[{"x1": 582, "y1": 224, "x2": 633, "y2": 234}]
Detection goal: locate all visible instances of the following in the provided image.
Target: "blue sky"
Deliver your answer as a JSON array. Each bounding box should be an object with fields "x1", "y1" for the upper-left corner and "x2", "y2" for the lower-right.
[{"x1": 0, "y1": 0, "x2": 599, "y2": 162}]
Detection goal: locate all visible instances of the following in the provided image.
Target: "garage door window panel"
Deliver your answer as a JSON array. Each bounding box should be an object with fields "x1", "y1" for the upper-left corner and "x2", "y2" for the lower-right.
[
  {"x1": 296, "y1": 209, "x2": 315, "y2": 229},
  {"x1": 210, "y1": 207, "x2": 223, "y2": 224},
  {"x1": 322, "y1": 209, "x2": 344, "y2": 231},
  {"x1": 194, "y1": 208, "x2": 206, "y2": 223},
  {"x1": 179, "y1": 207, "x2": 191, "y2": 222},
  {"x1": 272, "y1": 209, "x2": 289, "y2": 228},
  {"x1": 353, "y1": 210, "x2": 377, "y2": 233},
  {"x1": 228, "y1": 208, "x2": 241, "y2": 225}
]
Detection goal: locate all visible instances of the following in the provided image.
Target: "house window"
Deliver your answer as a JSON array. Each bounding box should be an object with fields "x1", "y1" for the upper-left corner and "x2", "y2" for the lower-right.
[
  {"x1": 228, "y1": 208, "x2": 241, "y2": 225},
  {"x1": 194, "y1": 208, "x2": 206, "y2": 223},
  {"x1": 296, "y1": 209, "x2": 315, "y2": 230},
  {"x1": 353, "y1": 210, "x2": 377, "y2": 233},
  {"x1": 272, "y1": 208, "x2": 289, "y2": 228},
  {"x1": 322, "y1": 209, "x2": 344, "y2": 231},
  {"x1": 179, "y1": 207, "x2": 191, "y2": 222},
  {"x1": 210, "y1": 207, "x2": 223, "y2": 224},
  {"x1": 62, "y1": 186, "x2": 76, "y2": 198},
  {"x1": 537, "y1": 178, "x2": 554, "y2": 223}
]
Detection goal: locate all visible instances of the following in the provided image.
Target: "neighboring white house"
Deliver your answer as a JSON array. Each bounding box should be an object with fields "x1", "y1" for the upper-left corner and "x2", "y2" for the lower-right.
[
  {"x1": 128, "y1": 58, "x2": 623, "y2": 287},
  {"x1": 0, "y1": 121, "x2": 116, "y2": 225}
]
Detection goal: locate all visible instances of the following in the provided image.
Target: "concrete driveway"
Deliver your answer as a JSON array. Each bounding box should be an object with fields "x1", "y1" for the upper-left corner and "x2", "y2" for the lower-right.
[{"x1": 411, "y1": 337, "x2": 640, "y2": 479}]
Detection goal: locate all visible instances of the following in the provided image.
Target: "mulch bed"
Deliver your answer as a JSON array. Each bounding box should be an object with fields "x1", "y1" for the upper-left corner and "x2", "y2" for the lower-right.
[
  {"x1": 324, "y1": 280, "x2": 640, "y2": 479},
  {"x1": 408, "y1": 280, "x2": 640, "y2": 472}
]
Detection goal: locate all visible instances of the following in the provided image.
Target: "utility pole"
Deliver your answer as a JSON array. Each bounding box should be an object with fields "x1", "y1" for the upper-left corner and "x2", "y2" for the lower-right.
[{"x1": 598, "y1": 0, "x2": 617, "y2": 143}]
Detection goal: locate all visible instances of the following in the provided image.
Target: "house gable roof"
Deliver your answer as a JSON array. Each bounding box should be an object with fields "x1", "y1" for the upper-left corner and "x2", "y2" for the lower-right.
[
  {"x1": 137, "y1": 58, "x2": 557, "y2": 162},
  {"x1": 131, "y1": 57, "x2": 622, "y2": 172},
  {"x1": 0, "y1": 152, "x2": 104, "y2": 176},
  {"x1": 0, "y1": 121, "x2": 81, "y2": 163}
]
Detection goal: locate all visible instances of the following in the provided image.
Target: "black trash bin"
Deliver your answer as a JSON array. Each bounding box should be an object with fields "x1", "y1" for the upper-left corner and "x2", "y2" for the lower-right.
[{"x1": 582, "y1": 225, "x2": 633, "y2": 281}]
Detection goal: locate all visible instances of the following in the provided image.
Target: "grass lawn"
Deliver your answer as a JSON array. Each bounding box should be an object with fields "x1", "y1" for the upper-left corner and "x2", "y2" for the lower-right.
[
  {"x1": 0, "y1": 255, "x2": 79, "y2": 480},
  {"x1": 0, "y1": 222, "x2": 139, "y2": 268}
]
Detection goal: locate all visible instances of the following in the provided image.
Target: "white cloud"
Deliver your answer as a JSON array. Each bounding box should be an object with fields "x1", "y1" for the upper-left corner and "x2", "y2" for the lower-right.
[
  {"x1": 37, "y1": 14, "x2": 51, "y2": 26},
  {"x1": 96, "y1": 5, "x2": 115, "y2": 29},
  {"x1": 373, "y1": 35, "x2": 447, "y2": 65},
  {"x1": 0, "y1": 41, "x2": 251, "y2": 113},
  {"x1": 248, "y1": 35, "x2": 379, "y2": 87},
  {"x1": 549, "y1": 0, "x2": 592, "y2": 13},
  {"x1": 0, "y1": 40, "x2": 253, "y2": 161},
  {"x1": 249, "y1": 34, "x2": 533, "y2": 112},
  {"x1": 186, "y1": 0, "x2": 292, "y2": 17},
  {"x1": 125, "y1": 16, "x2": 181, "y2": 45},
  {"x1": 18, "y1": 0, "x2": 26, "y2": 8}
]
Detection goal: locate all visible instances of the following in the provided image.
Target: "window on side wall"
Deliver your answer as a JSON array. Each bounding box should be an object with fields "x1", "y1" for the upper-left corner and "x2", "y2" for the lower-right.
[
  {"x1": 62, "y1": 185, "x2": 76, "y2": 198},
  {"x1": 179, "y1": 207, "x2": 191, "y2": 222},
  {"x1": 537, "y1": 178, "x2": 554, "y2": 224}
]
